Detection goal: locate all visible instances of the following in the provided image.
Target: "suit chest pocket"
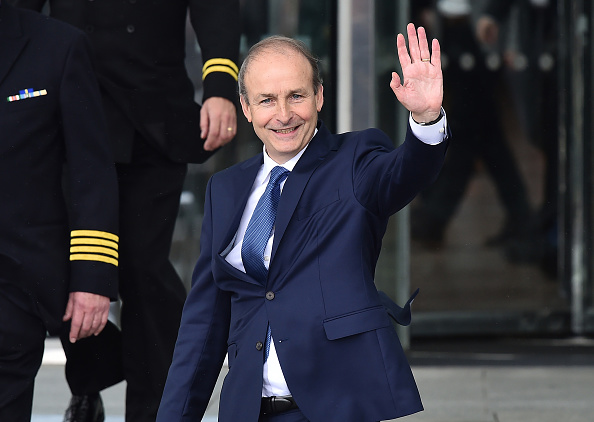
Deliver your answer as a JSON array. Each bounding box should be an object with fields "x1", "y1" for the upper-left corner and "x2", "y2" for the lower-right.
[{"x1": 296, "y1": 189, "x2": 340, "y2": 221}]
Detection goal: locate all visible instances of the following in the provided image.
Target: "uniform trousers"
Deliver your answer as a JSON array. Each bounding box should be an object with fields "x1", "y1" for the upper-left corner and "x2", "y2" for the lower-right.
[
  {"x1": 0, "y1": 282, "x2": 46, "y2": 422},
  {"x1": 61, "y1": 134, "x2": 188, "y2": 421}
]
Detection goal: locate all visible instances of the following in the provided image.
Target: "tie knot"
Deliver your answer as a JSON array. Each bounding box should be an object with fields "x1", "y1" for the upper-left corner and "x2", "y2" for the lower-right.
[{"x1": 269, "y1": 166, "x2": 290, "y2": 187}]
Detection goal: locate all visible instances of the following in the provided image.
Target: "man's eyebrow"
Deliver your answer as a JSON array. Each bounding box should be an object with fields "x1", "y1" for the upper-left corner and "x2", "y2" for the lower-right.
[
  {"x1": 253, "y1": 93, "x2": 276, "y2": 100},
  {"x1": 253, "y1": 88, "x2": 309, "y2": 100}
]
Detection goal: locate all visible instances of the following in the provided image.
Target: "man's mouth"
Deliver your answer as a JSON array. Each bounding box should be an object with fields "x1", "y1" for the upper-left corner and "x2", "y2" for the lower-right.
[{"x1": 272, "y1": 126, "x2": 298, "y2": 134}]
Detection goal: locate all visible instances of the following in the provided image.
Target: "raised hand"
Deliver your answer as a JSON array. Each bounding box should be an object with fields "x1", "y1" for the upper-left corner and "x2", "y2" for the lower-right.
[{"x1": 390, "y1": 23, "x2": 443, "y2": 123}]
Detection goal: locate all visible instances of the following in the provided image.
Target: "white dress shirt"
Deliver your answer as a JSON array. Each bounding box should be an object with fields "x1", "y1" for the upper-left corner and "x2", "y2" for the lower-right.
[{"x1": 224, "y1": 114, "x2": 447, "y2": 397}]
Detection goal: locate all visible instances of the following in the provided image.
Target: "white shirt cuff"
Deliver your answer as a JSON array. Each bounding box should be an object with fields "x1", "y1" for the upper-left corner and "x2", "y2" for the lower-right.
[{"x1": 409, "y1": 108, "x2": 448, "y2": 145}]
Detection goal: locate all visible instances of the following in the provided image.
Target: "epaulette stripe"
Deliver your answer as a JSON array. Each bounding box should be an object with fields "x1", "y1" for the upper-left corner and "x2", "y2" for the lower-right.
[
  {"x1": 203, "y1": 58, "x2": 239, "y2": 74},
  {"x1": 71, "y1": 230, "x2": 119, "y2": 242},
  {"x1": 71, "y1": 246, "x2": 119, "y2": 259},
  {"x1": 71, "y1": 238, "x2": 118, "y2": 250},
  {"x1": 70, "y1": 254, "x2": 118, "y2": 267}
]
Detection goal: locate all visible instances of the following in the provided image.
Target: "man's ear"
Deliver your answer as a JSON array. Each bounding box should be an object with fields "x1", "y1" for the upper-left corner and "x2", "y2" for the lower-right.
[
  {"x1": 315, "y1": 85, "x2": 324, "y2": 112},
  {"x1": 240, "y1": 95, "x2": 252, "y2": 122}
]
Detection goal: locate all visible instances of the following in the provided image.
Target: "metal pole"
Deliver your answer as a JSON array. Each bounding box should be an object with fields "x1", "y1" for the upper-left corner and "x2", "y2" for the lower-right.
[
  {"x1": 337, "y1": 0, "x2": 353, "y2": 133},
  {"x1": 395, "y1": 0, "x2": 411, "y2": 349}
]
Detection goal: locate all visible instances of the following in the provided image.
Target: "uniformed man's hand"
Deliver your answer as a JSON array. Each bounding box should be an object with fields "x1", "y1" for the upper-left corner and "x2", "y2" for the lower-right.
[
  {"x1": 390, "y1": 23, "x2": 443, "y2": 124},
  {"x1": 200, "y1": 97, "x2": 237, "y2": 151},
  {"x1": 63, "y1": 291, "x2": 110, "y2": 343}
]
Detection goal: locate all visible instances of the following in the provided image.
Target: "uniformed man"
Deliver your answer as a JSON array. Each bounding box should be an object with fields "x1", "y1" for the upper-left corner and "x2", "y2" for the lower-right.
[
  {"x1": 0, "y1": 2, "x2": 119, "y2": 420},
  {"x1": 8, "y1": 0, "x2": 241, "y2": 421}
]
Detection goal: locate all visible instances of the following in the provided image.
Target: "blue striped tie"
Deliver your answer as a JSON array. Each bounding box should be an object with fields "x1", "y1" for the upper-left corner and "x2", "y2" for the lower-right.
[{"x1": 241, "y1": 166, "x2": 289, "y2": 361}]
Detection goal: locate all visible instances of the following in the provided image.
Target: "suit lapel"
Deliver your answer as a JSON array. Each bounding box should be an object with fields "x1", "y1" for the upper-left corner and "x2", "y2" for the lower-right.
[
  {"x1": 0, "y1": 4, "x2": 29, "y2": 86},
  {"x1": 219, "y1": 155, "x2": 263, "y2": 252},
  {"x1": 215, "y1": 154, "x2": 264, "y2": 286},
  {"x1": 271, "y1": 122, "x2": 336, "y2": 262}
]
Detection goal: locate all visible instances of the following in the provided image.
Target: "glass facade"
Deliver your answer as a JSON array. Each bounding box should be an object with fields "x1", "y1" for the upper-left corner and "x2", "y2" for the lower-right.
[{"x1": 174, "y1": 0, "x2": 594, "y2": 338}]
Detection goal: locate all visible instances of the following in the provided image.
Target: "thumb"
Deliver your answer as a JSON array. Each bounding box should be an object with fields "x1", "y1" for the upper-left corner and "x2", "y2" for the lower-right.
[{"x1": 390, "y1": 72, "x2": 403, "y2": 97}]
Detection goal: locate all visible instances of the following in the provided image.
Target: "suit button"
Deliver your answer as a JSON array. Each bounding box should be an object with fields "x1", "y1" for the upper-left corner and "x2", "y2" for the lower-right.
[
  {"x1": 127, "y1": 25, "x2": 135, "y2": 33},
  {"x1": 266, "y1": 291, "x2": 275, "y2": 300},
  {"x1": 256, "y1": 341, "x2": 263, "y2": 351}
]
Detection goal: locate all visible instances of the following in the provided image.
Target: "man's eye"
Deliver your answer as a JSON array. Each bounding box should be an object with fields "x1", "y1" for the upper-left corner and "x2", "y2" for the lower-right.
[
  {"x1": 260, "y1": 98, "x2": 272, "y2": 104},
  {"x1": 291, "y1": 94, "x2": 303, "y2": 100}
]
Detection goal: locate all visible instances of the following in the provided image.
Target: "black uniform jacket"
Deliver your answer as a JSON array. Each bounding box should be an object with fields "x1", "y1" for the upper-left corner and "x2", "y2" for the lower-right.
[
  {"x1": 10, "y1": 0, "x2": 241, "y2": 163},
  {"x1": 0, "y1": 4, "x2": 119, "y2": 334}
]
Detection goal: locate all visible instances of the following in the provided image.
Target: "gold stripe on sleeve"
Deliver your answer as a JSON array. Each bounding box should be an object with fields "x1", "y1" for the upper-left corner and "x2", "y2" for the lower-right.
[
  {"x1": 70, "y1": 254, "x2": 118, "y2": 267},
  {"x1": 71, "y1": 237, "x2": 118, "y2": 250},
  {"x1": 203, "y1": 66, "x2": 238, "y2": 81},
  {"x1": 202, "y1": 58, "x2": 239, "y2": 81},
  {"x1": 71, "y1": 246, "x2": 119, "y2": 259},
  {"x1": 202, "y1": 58, "x2": 239, "y2": 74},
  {"x1": 71, "y1": 230, "x2": 119, "y2": 242}
]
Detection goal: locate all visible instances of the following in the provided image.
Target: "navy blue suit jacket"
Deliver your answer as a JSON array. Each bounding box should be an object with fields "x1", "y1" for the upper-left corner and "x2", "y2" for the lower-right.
[{"x1": 157, "y1": 121, "x2": 448, "y2": 422}]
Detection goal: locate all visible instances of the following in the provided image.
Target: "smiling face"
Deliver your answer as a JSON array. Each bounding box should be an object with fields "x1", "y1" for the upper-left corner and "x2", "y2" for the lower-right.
[{"x1": 240, "y1": 48, "x2": 324, "y2": 164}]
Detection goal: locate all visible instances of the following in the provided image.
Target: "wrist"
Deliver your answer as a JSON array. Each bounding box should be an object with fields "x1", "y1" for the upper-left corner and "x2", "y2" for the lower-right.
[{"x1": 412, "y1": 110, "x2": 443, "y2": 126}]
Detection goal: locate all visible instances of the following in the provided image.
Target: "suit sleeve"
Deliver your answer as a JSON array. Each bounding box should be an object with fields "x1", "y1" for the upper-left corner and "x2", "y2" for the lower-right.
[
  {"x1": 60, "y1": 31, "x2": 119, "y2": 300},
  {"x1": 157, "y1": 178, "x2": 231, "y2": 421},
  {"x1": 352, "y1": 126, "x2": 449, "y2": 218},
  {"x1": 188, "y1": 0, "x2": 241, "y2": 103}
]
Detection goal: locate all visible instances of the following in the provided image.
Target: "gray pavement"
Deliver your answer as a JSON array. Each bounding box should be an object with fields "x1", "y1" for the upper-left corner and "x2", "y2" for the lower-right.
[{"x1": 33, "y1": 337, "x2": 594, "y2": 421}]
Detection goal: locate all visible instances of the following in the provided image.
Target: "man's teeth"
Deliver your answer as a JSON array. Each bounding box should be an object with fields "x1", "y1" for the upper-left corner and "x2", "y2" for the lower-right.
[{"x1": 274, "y1": 127, "x2": 295, "y2": 134}]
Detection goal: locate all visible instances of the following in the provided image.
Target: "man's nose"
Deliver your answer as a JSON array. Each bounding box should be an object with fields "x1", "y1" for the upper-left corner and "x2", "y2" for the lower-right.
[{"x1": 276, "y1": 102, "x2": 292, "y2": 123}]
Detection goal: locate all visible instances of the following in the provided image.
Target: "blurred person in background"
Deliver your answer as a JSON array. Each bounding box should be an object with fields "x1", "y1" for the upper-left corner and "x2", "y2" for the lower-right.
[
  {"x1": 477, "y1": 0, "x2": 558, "y2": 276},
  {"x1": 411, "y1": 0, "x2": 533, "y2": 249}
]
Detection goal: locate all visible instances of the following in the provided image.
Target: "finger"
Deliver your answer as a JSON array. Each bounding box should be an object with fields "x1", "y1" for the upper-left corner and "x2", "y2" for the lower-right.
[
  {"x1": 221, "y1": 116, "x2": 237, "y2": 143},
  {"x1": 200, "y1": 106, "x2": 209, "y2": 139},
  {"x1": 396, "y1": 33, "x2": 411, "y2": 69},
  {"x1": 418, "y1": 26, "x2": 431, "y2": 61},
  {"x1": 95, "y1": 316, "x2": 108, "y2": 336},
  {"x1": 62, "y1": 296, "x2": 73, "y2": 322},
  {"x1": 207, "y1": 123, "x2": 222, "y2": 150},
  {"x1": 69, "y1": 311, "x2": 83, "y2": 343},
  {"x1": 78, "y1": 311, "x2": 95, "y2": 340},
  {"x1": 406, "y1": 23, "x2": 422, "y2": 63},
  {"x1": 431, "y1": 38, "x2": 441, "y2": 68},
  {"x1": 93, "y1": 311, "x2": 108, "y2": 336}
]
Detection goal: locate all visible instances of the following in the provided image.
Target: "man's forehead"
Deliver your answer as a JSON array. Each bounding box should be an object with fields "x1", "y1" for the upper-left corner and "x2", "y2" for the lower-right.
[
  {"x1": 249, "y1": 48, "x2": 309, "y2": 74},
  {"x1": 244, "y1": 51, "x2": 312, "y2": 94}
]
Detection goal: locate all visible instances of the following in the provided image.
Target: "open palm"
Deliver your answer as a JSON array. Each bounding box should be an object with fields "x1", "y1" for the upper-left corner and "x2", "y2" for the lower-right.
[{"x1": 390, "y1": 24, "x2": 443, "y2": 123}]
